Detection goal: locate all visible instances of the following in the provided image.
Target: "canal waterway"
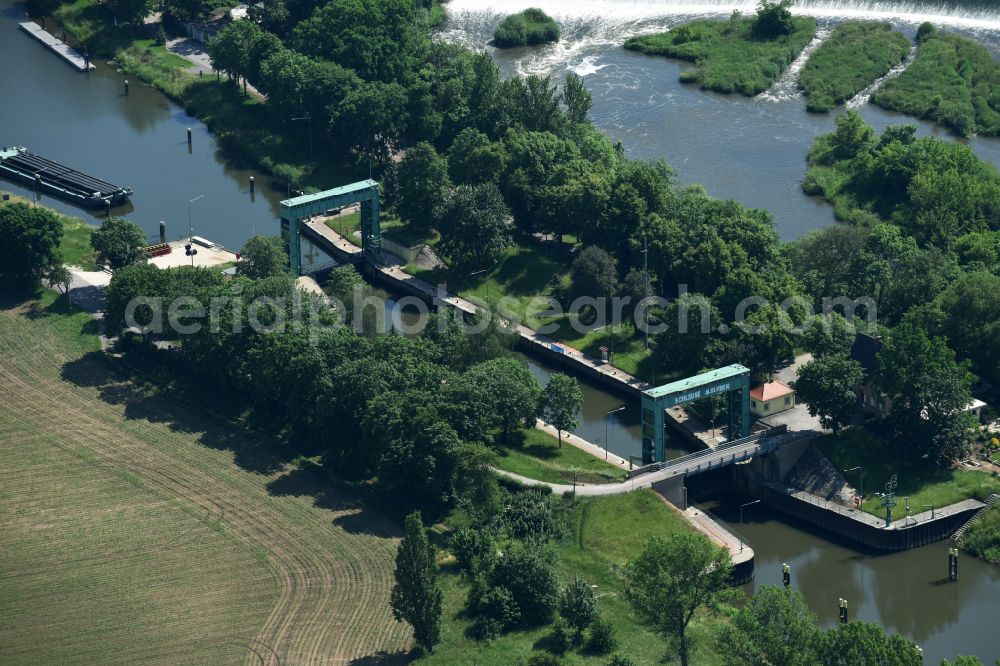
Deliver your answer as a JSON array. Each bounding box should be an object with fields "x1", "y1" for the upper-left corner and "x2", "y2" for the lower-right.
[{"x1": 0, "y1": 0, "x2": 279, "y2": 250}]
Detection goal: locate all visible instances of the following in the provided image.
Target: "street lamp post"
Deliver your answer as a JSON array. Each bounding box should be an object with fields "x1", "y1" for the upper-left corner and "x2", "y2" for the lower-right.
[
  {"x1": 188, "y1": 195, "x2": 204, "y2": 267},
  {"x1": 469, "y1": 268, "x2": 489, "y2": 308},
  {"x1": 844, "y1": 466, "x2": 863, "y2": 509},
  {"x1": 740, "y1": 499, "x2": 761, "y2": 523},
  {"x1": 292, "y1": 112, "x2": 313, "y2": 161},
  {"x1": 605, "y1": 405, "x2": 626, "y2": 461},
  {"x1": 595, "y1": 323, "x2": 615, "y2": 366}
]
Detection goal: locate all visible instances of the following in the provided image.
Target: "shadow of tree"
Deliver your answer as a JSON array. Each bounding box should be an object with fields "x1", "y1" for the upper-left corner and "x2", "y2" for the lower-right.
[
  {"x1": 349, "y1": 649, "x2": 413, "y2": 665},
  {"x1": 266, "y1": 465, "x2": 402, "y2": 539},
  {"x1": 60, "y1": 352, "x2": 287, "y2": 474}
]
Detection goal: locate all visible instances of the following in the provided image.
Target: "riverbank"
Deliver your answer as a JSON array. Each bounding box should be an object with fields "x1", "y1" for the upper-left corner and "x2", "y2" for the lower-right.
[{"x1": 42, "y1": 0, "x2": 355, "y2": 197}]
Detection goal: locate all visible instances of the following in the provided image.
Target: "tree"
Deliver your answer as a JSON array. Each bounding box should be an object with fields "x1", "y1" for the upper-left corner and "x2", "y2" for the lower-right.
[
  {"x1": 587, "y1": 617, "x2": 618, "y2": 655},
  {"x1": 795, "y1": 354, "x2": 864, "y2": 434},
  {"x1": 560, "y1": 577, "x2": 598, "y2": 637},
  {"x1": 624, "y1": 532, "x2": 737, "y2": 666},
  {"x1": 801, "y1": 312, "x2": 856, "y2": 358},
  {"x1": 490, "y1": 539, "x2": 560, "y2": 626},
  {"x1": 563, "y1": 72, "x2": 592, "y2": 124},
  {"x1": 818, "y1": 621, "x2": 922, "y2": 666},
  {"x1": 570, "y1": 245, "x2": 618, "y2": 300},
  {"x1": 752, "y1": 0, "x2": 794, "y2": 38},
  {"x1": 397, "y1": 142, "x2": 450, "y2": 233},
  {"x1": 447, "y1": 129, "x2": 509, "y2": 185},
  {"x1": 538, "y1": 373, "x2": 582, "y2": 448},
  {"x1": 719, "y1": 585, "x2": 820, "y2": 666},
  {"x1": 112, "y1": 0, "x2": 155, "y2": 25},
  {"x1": 449, "y1": 527, "x2": 496, "y2": 576},
  {"x1": 91, "y1": 216, "x2": 147, "y2": 271},
  {"x1": 47, "y1": 264, "x2": 73, "y2": 296},
  {"x1": 831, "y1": 110, "x2": 874, "y2": 161},
  {"x1": 656, "y1": 292, "x2": 727, "y2": 377},
  {"x1": 390, "y1": 511, "x2": 443, "y2": 653},
  {"x1": 237, "y1": 236, "x2": 288, "y2": 279},
  {"x1": 435, "y1": 183, "x2": 512, "y2": 271},
  {"x1": 0, "y1": 202, "x2": 63, "y2": 292},
  {"x1": 876, "y1": 323, "x2": 977, "y2": 466}
]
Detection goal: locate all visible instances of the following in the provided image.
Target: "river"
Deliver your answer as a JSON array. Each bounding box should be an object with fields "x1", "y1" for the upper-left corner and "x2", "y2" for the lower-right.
[
  {"x1": 440, "y1": 0, "x2": 1000, "y2": 240},
  {"x1": 5, "y1": 0, "x2": 1000, "y2": 659}
]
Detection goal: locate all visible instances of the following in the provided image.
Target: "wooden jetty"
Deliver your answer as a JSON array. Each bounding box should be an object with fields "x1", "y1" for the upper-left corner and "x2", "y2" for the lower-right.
[{"x1": 19, "y1": 22, "x2": 94, "y2": 72}]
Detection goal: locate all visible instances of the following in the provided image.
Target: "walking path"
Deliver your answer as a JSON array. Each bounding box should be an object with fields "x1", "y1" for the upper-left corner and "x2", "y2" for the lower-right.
[
  {"x1": 534, "y1": 419, "x2": 629, "y2": 468},
  {"x1": 166, "y1": 37, "x2": 264, "y2": 98}
]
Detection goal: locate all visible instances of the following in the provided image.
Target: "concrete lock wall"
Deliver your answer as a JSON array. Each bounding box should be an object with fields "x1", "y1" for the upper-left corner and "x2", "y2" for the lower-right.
[{"x1": 735, "y1": 473, "x2": 982, "y2": 551}]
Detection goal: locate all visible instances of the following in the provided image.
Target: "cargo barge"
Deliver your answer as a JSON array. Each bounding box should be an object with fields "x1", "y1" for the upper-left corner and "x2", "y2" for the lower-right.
[{"x1": 0, "y1": 147, "x2": 133, "y2": 209}]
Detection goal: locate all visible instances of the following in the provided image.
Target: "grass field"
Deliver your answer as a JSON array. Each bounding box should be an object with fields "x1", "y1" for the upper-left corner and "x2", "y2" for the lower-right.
[
  {"x1": 422, "y1": 491, "x2": 723, "y2": 665},
  {"x1": 799, "y1": 21, "x2": 911, "y2": 112},
  {"x1": 494, "y1": 429, "x2": 627, "y2": 485},
  {"x1": 624, "y1": 16, "x2": 817, "y2": 96},
  {"x1": 872, "y1": 30, "x2": 1000, "y2": 136},
  {"x1": 816, "y1": 429, "x2": 1000, "y2": 521},
  {"x1": 0, "y1": 290, "x2": 410, "y2": 664}
]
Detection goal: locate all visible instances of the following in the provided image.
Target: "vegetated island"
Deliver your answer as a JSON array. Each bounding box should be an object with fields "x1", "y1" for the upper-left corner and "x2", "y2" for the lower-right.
[
  {"x1": 493, "y1": 8, "x2": 560, "y2": 48},
  {"x1": 872, "y1": 22, "x2": 1000, "y2": 136},
  {"x1": 798, "y1": 20, "x2": 911, "y2": 113},
  {"x1": 623, "y1": 1, "x2": 816, "y2": 96}
]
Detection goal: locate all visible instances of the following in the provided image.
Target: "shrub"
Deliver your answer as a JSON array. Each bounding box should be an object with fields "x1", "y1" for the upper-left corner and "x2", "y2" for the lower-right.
[
  {"x1": 494, "y1": 8, "x2": 560, "y2": 48},
  {"x1": 560, "y1": 578, "x2": 598, "y2": 635},
  {"x1": 752, "y1": 0, "x2": 794, "y2": 39},
  {"x1": 549, "y1": 617, "x2": 573, "y2": 655},
  {"x1": 587, "y1": 617, "x2": 618, "y2": 655},
  {"x1": 607, "y1": 655, "x2": 636, "y2": 666},
  {"x1": 449, "y1": 527, "x2": 496, "y2": 576}
]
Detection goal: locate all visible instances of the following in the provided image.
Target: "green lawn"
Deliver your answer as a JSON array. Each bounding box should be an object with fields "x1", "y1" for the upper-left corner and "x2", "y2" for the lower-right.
[
  {"x1": 324, "y1": 212, "x2": 414, "y2": 248},
  {"x1": 423, "y1": 491, "x2": 725, "y2": 665},
  {"x1": 494, "y1": 428, "x2": 627, "y2": 484},
  {"x1": 624, "y1": 16, "x2": 817, "y2": 96},
  {"x1": 816, "y1": 429, "x2": 1000, "y2": 521},
  {"x1": 799, "y1": 20, "x2": 911, "y2": 112},
  {"x1": 540, "y1": 316, "x2": 656, "y2": 379}
]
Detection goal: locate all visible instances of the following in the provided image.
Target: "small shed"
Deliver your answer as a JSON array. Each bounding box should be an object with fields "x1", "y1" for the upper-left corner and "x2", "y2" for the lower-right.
[{"x1": 750, "y1": 381, "x2": 795, "y2": 417}]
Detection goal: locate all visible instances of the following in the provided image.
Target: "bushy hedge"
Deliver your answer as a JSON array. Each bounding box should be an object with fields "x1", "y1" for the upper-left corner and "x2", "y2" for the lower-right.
[
  {"x1": 872, "y1": 29, "x2": 1000, "y2": 136},
  {"x1": 799, "y1": 20, "x2": 911, "y2": 113},
  {"x1": 624, "y1": 16, "x2": 817, "y2": 96},
  {"x1": 493, "y1": 8, "x2": 560, "y2": 48}
]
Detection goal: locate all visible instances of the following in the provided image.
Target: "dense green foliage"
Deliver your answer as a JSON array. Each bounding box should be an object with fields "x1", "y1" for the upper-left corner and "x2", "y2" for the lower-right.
[
  {"x1": 799, "y1": 21, "x2": 911, "y2": 112},
  {"x1": 90, "y1": 216, "x2": 147, "y2": 270},
  {"x1": 872, "y1": 28, "x2": 1000, "y2": 136},
  {"x1": 799, "y1": 113, "x2": 1000, "y2": 403},
  {"x1": 795, "y1": 353, "x2": 864, "y2": 435},
  {"x1": 391, "y1": 511, "x2": 443, "y2": 653},
  {"x1": 720, "y1": 585, "x2": 923, "y2": 665},
  {"x1": 961, "y1": 504, "x2": 1000, "y2": 564},
  {"x1": 0, "y1": 202, "x2": 64, "y2": 292},
  {"x1": 493, "y1": 8, "x2": 560, "y2": 48},
  {"x1": 236, "y1": 235, "x2": 288, "y2": 279},
  {"x1": 624, "y1": 15, "x2": 817, "y2": 96},
  {"x1": 434, "y1": 183, "x2": 513, "y2": 271}
]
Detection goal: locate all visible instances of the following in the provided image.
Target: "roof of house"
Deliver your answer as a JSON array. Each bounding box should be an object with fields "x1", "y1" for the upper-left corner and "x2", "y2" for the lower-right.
[
  {"x1": 750, "y1": 381, "x2": 795, "y2": 402},
  {"x1": 850, "y1": 333, "x2": 884, "y2": 375}
]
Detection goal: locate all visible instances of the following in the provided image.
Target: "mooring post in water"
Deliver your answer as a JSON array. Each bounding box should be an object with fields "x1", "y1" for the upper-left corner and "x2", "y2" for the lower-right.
[
  {"x1": 949, "y1": 547, "x2": 959, "y2": 581},
  {"x1": 838, "y1": 598, "x2": 848, "y2": 624},
  {"x1": 124, "y1": 80, "x2": 129, "y2": 95},
  {"x1": 159, "y1": 221, "x2": 166, "y2": 244},
  {"x1": 782, "y1": 563, "x2": 790, "y2": 587},
  {"x1": 249, "y1": 176, "x2": 255, "y2": 196},
  {"x1": 187, "y1": 128, "x2": 192, "y2": 146}
]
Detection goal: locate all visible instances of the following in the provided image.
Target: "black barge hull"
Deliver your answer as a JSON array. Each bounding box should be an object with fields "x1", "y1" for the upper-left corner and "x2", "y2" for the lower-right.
[{"x1": 0, "y1": 147, "x2": 133, "y2": 209}]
